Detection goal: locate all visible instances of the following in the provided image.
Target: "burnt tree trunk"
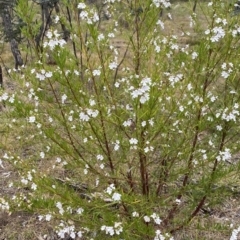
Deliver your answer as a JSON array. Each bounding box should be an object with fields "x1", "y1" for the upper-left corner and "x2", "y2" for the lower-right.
[
  {"x1": 35, "y1": 2, "x2": 53, "y2": 53},
  {"x1": 1, "y1": 7, "x2": 23, "y2": 69},
  {"x1": 54, "y1": 2, "x2": 70, "y2": 41},
  {"x1": 193, "y1": 0, "x2": 198, "y2": 12},
  {"x1": 0, "y1": 65, "x2": 3, "y2": 89}
]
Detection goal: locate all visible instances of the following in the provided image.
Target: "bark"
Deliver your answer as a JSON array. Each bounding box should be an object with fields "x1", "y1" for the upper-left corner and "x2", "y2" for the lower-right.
[
  {"x1": 1, "y1": 7, "x2": 23, "y2": 69},
  {"x1": 35, "y1": 2, "x2": 53, "y2": 52},
  {"x1": 54, "y1": 2, "x2": 70, "y2": 41},
  {"x1": 0, "y1": 65, "x2": 3, "y2": 88}
]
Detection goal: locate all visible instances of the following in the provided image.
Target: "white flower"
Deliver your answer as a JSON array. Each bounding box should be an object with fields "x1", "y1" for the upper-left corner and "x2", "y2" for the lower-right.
[
  {"x1": 176, "y1": 199, "x2": 181, "y2": 204},
  {"x1": 77, "y1": 207, "x2": 84, "y2": 214},
  {"x1": 79, "y1": 112, "x2": 90, "y2": 122},
  {"x1": 154, "y1": 217, "x2": 162, "y2": 225},
  {"x1": 221, "y1": 71, "x2": 229, "y2": 79},
  {"x1": 151, "y1": 213, "x2": 162, "y2": 225},
  {"x1": 103, "y1": 226, "x2": 114, "y2": 236},
  {"x1": 0, "y1": 93, "x2": 8, "y2": 102},
  {"x1": 0, "y1": 159, "x2": 4, "y2": 169},
  {"x1": 56, "y1": 202, "x2": 64, "y2": 215},
  {"x1": 106, "y1": 184, "x2": 115, "y2": 195},
  {"x1": 109, "y1": 62, "x2": 118, "y2": 70},
  {"x1": 205, "y1": 29, "x2": 210, "y2": 35},
  {"x1": 54, "y1": 15, "x2": 59, "y2": 23},
  {"x1": 230, "y1": 226, "x2": 240, "y2": 240},
  {"x1": 80, "y1": 11, "x2": 88, "y2": 20},
  {"x1": 129, "y1": 138, "x2": 138, "y2": 145},
  {"x1": 114, "y1": 142, "x2": 120, "y2": 151},
  {"x1": 123, "y1": 119, "x2": 132, "y2": 127},
  {"x1": 45, "y1": 214, "x2": 52, "y2": 221},
  {"x1": 152, "y1": 0, "x2": 171, "y2": 8},
  {"x1": 92, "y1": 12, "x2": 99, "y2": 22},
  {"x1": 98, "y1": 33, "x2": 105, "y2": 41},
  {"x1": 108, "y1": 32, "x2": 115, "y2": 38},
  {"x1": 140, "y1": 93, "x2": 149, "y2": 104},
  {"x1": 210, "y1": 96, "x2": 217, "y2": 102},
  {"x1": 31, "y1": 183, "x2": 37, "y2": 191},
  {"x1": 21, "y1": 178, "x2": 28, "y2": 185},
  {"x1": 93, "y1": 69, "x2": 101, "y2": 76},
  {"x1": 210, "y1": 26, "x2": 225, "y2": 42},
  {"x1": 77, "y1": 3, "x2": 86, "y2": 9},
  {"x1": 114, "y1": 222, "x2": 123, "y2": 235},
  {"x1": 149, "y1": 118, "x2": 154, "y2": 126},
  {"x1": 112, "y1": 192, "x2": 121, "y2": 201},
  {"x1": 115, "y1": 82, "x2": 120, "y2": 88},
  {"x1": 36, "y1": 72, "x2": 45, "y2": 81},
  {"x1": 46, "y1": 31, "x2": 53, "y2": 39},
  {"x1": 217, "y1": 148, "x2": 231, "y2": 162},
  {"x1": 156, "y1": 19, "x2": 164, "y2": 29},
  {"x1": 70, "y1": 232, "x2": 76, "y2": 239},
  {"x1": 40, "y1": 152, "x2": 45, "y2": 158},
  {"x1": 89, "y1": 99, "x2": 96, "y2": 106},
  {"x1": 132, "y1": 211, "x2": 139, "y2": 217},
  {"x1": 97, "y1": 154, "x2": 104, "y2": 161},
  {"x1": 143, "y1": 215, "x2": 151, "y2": 223},
  {"x1": 28, "y1": 116, "x2": 36, "y2": 123},
  {"x1": 68, "y1": 115, "x2": 73, "y2": 122},
  {"x1": 87, "y1": 109, "x2": 99, "y2": 118},
  {"x1": 179, "y1": 106, "x2": 184, "y2": 112},
  {"x1": 192, "y1": 52, "x2": 198, "y2": 59},
  {"x1": 45, "y1": 71, "x2": 52, "y2": 78},
  {"x1": 61, "y1": 94, "x2": 67, "y2": 104}
]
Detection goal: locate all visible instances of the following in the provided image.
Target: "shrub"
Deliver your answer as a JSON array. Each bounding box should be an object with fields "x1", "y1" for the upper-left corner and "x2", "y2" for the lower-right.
[{"x1": 1, "y1": 0, "x2": 240, "y2": 239}]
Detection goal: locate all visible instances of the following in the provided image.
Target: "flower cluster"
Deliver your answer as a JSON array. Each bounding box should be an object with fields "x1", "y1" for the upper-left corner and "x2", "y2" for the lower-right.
[
  {"x1": 43, "y1": 30, "x2": 66, "y2": 50},
  {"x1": 78, "y1": 2, "x2": 100, "y2": 24},
  {"x1": 56, "y1": 221, "x2": 84, "y2": 239},
  {"x1": 216, "y1": 148, "x2": 232, "y2": 162},
  {"x1": 130, "y1": 77, "x2": 152, "y2": 104},
  {"x1": 230, "y1": 226, "x2": 240, "y2": 240},
  {"x1": 144, "y1": 213, "x2": 162, "y2": 225},
  {"x1": 33, "y1": 69, "x2": 53, "y2": 81},
  {"x1": 79, "y1": 108, "x2": 99, "y2": 122},
  {"x1": 38, "y1": 214, "x2": 52, "y2": 222},
  {"x1": 20, "y1": 170, "x2": 37, "y2": 191},
  {"x1": 105, "y1": 184, "x2": 122, "y2": 202},
  {"x1": 205, "y1": 17, "x2": 227, "y2": 43},
  {"x1": 0, "y1": 92, "x2": 15, "y2": 103},
  {"x1": 221, "y1": 62, "x2": 233, "y2": 79},
  {"x1": 0, "y1": 198, "x2": 10, "y2": 211},
  {"x1": 215, "y1": 104, "x2": 240, "y2": 123},
  {"x1": 152, "y1": 0, "x2": 171, "y2": 8},
  {"x1": 101, "y1": 222, "x2": 123, "y2": 236},
  {"x1": 164, "y1": 72, "x2": 183, "y2": 87},
  {"x1": 154, "y1": 230, "x2": 174, "y2": 240}
]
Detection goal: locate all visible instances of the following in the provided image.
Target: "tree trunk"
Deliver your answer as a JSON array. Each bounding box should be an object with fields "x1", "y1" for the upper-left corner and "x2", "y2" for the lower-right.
[
  {"x1": 35, "y1": 2, "x2": 53, "y2": 53},
  {"x1": 0, "y1": 65, "x2": 3, "y2": 89},
  {"x1": 54, "y1": 2, "x2": 70, "y2": 41},
  {"x1": 1, "y1": 7, "x2": 23, "y2": 69}
]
